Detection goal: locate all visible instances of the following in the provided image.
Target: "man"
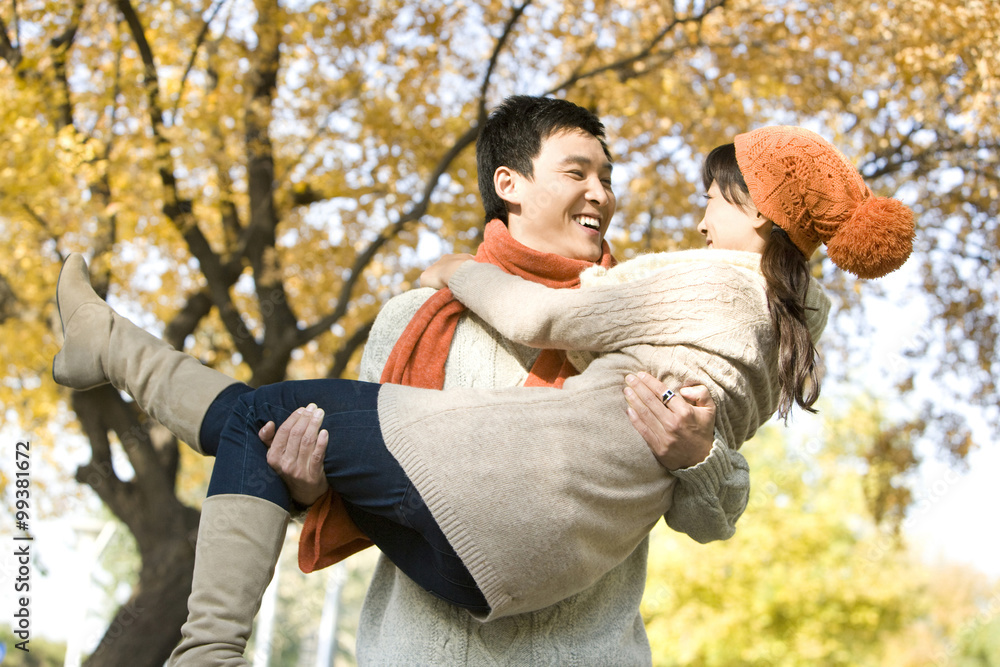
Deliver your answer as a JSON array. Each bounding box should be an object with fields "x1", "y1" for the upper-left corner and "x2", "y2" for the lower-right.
[{"x1": 266, "y1": 95, "x2": 748, "y2": 664}]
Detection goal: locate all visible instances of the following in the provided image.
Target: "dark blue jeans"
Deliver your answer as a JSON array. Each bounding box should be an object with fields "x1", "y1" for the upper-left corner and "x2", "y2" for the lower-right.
[{"x1": 200, "y1": 379, "x2": 488, "y2": 612}]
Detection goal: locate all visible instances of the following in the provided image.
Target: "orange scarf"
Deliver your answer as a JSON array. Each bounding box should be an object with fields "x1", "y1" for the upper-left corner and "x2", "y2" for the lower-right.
[{"x1": 299, "y1": 220, "x2": 616, "y2": 573}]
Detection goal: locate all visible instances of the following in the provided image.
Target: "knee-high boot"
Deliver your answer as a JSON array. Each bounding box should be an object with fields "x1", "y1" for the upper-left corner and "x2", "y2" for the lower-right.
[
  {"x1": 168, "y1": 494, "x2": 290, "y2": 666},
  {"x1": 52, "y1": 253, "x2": 239, "y2": 453}
]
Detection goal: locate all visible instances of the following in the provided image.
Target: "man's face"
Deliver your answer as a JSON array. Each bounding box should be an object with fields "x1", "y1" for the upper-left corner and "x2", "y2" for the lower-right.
[{"x1": 504, "y1": 129, "x2": 616, "y2": 262}]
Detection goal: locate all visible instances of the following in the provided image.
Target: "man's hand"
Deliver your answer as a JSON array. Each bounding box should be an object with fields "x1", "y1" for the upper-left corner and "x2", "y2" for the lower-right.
[
  {"x1": 419, "y1": 253, "x2": 476, "y2": 289},
  {"x1": 260, "y1": 404, "x2": 330, "y2": 507},
  {"x1": 624, "y1": 373, "x2": 717, "y2": 471}
]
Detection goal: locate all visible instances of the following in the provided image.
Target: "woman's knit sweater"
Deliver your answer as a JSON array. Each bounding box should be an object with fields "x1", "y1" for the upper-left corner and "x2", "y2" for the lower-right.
[
  {"x1": 377, "y1": 248, "x2": 830, "y2": 620},
  {"x1": 356, "y1": 288, "x2": 656, "y2": 664}
]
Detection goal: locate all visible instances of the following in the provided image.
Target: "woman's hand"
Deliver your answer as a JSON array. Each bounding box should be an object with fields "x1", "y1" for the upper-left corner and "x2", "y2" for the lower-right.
[
  {"x1": 419, "y1": 253, "x2": 476, "y2": 290},
  {"x1": 260, "y1": 404, "x2": 330, "y2": 507},
  {"x1": 624, "y1": 373, "x2": 717, "y2": 471}
]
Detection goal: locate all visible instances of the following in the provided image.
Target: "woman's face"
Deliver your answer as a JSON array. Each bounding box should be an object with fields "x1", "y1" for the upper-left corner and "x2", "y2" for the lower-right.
[{"x1": 697, "y1": 181, "x2": 771, "y2": 253}]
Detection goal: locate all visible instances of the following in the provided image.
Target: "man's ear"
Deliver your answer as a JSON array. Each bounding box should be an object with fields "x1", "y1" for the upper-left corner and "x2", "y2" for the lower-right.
[{"x1": 494, "y1": 166, "x2": 522, "y2": 206}]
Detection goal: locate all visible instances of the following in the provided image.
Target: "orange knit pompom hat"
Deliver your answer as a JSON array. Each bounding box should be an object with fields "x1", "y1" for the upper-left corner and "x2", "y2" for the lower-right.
[{"x1": 734, "y1": 126, "x2": 915, "y2": 279}]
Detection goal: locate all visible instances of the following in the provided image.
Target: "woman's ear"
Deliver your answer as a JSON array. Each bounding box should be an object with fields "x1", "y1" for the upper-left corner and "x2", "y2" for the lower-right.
[
  {"x1": 752, "y1": 209, "x2": 772, "y2": 231},
  {"x1": 494, "y1": 166, "x2": 521, "y2": 206}
]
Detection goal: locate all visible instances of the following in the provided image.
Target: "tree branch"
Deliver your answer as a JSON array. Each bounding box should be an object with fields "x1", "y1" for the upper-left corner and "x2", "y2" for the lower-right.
[
  {"x1": 0, "y1": 14, "x2": 21, "y2": 68},
  {"x1": 326, "y1": 319, "x2": 375, "y2": 379},
  {"x1": 114, "y1": 0, "x2": 226, "y2": 271},
  {"x1": 72, "y1": 388, "x2": 129, "y2": 515},
  {"x1": 276, "y1": 1, "x2": 530, "y2": 221},
  {"x1": 297, "y1": 123, "x2": 480, "y2": 344},
  {"x1": 241, "y1": 0, "x2": 298, "y2": 383},
  {"x1": 0, "y1": 272, "x2": 22, "y2": 323},
  {"x1": 478, "y1": 0, "x2": 533, "y2": 111},
  {"x1": 204, "y1": 260, "x2": 260, "y2": 365},
  {"x1": 298, "y1": 1, "x2": 535, "y2": 346},
  {"x1": 163, "y1": 290, "x2": 214, "y2": 350},
  {"x1": 115, "y1": 0, "x2": 262, "y2": 365},
  {"x1": 202, "y1": 27, "x2": 245, "y2": 251},
  {"x1": 275, "y1": 91, "x2": 361, "y2": 193},
  {"x1": 102, "y1": 386, "x2": 179, "y2": 508},
  {"x1": 171, "y1": 0, "x2": 231, "y2": 118},
  {"x1": 862, "y1": 131, "x2": 995, "y2": 182},
  {"x1": 73, "y1": 384, "x2": 182, "y2": 536},
  {"x1": 544, "y1": 0, "x2": 727, "y2": 95},
  {"x1": 21, "y1": 203, "x2": 64, "y2": 261},
  {"x1": 48, "y1": 0, "x2": 84, "y2": 129}
]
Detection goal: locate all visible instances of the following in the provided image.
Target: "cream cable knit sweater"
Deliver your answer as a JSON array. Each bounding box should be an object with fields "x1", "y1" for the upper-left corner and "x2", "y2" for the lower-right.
[
  {"x1": 376, "y1": 248, "x2": 830, "y2": 620},
  {"x1": 356, "y1": 291, "x2": 655, "y2": 664}
]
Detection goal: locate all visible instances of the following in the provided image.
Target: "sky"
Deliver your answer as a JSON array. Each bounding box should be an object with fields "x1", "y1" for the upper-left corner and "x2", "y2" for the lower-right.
[{"x1": 852, "y1": 262, "x2": 1000, "y2": 580}]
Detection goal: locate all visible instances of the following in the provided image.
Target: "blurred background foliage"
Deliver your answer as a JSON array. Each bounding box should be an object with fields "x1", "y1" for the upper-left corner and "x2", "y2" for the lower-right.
[{"x1": 643, "y1": 407, "x2": 1000, "y2": 666}]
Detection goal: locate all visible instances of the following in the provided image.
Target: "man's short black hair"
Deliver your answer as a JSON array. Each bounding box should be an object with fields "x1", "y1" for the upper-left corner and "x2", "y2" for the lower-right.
[{"x1": 476, "y1": 95, "x2": 611, "y2": 224}]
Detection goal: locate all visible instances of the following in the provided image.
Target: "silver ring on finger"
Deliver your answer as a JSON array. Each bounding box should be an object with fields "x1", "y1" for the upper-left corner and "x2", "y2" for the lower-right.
[{"x1": 661, "y1": 389, "x2": 675, "y2": 406}]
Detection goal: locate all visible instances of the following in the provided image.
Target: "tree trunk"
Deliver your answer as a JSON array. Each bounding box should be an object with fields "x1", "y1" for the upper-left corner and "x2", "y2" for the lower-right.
[
  {"x1": 72, "y1": 386, "x2": 203, "y2": 666},
  {"x1": 84, "y1": 516, "x2": 200, "y2": 666}
]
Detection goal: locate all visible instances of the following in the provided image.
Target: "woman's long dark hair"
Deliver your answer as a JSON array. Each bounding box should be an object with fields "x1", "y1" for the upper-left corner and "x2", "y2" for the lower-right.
[{"x1": 703, "y1": 143, "x2": 820, "y2": 418}]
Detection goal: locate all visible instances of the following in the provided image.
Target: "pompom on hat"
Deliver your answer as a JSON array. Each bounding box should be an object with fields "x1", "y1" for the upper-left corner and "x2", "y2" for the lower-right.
[{"x1": 734, "y1": 126, "x2": 915, "y2": 279}]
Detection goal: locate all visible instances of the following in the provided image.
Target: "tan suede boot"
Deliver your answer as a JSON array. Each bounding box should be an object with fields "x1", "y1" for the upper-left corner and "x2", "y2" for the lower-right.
[
  {"x1": 52, "y1": 253, "x2": 238, "y2": 453},
  {"x1": 168, "y1": 495, "x2": 290, "y2": 666}
]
